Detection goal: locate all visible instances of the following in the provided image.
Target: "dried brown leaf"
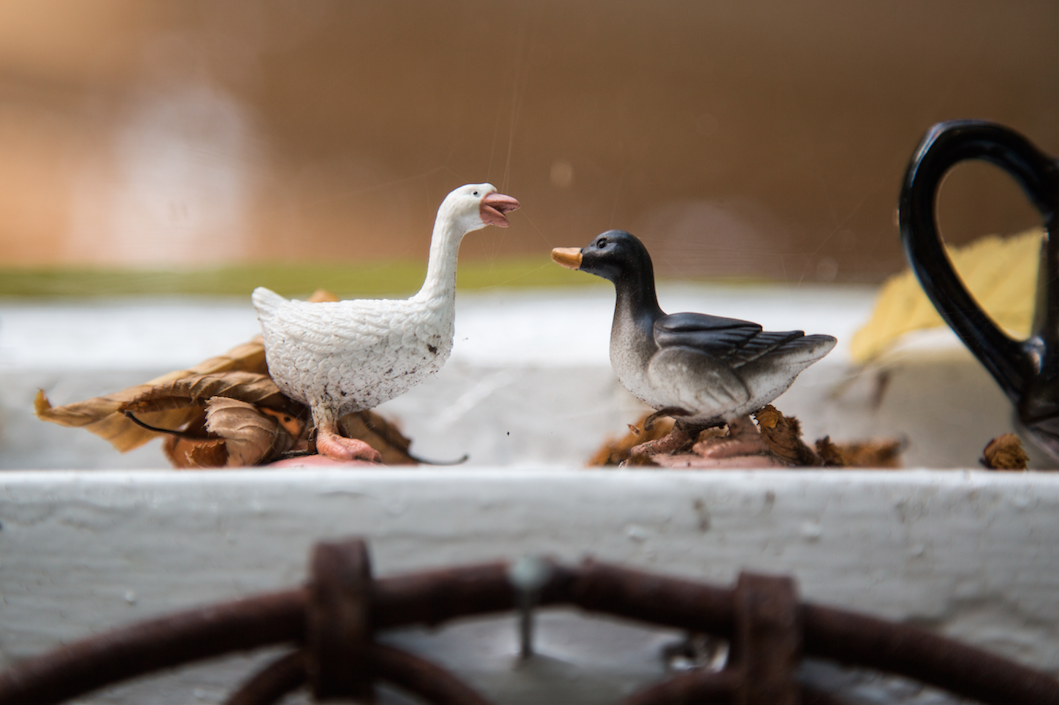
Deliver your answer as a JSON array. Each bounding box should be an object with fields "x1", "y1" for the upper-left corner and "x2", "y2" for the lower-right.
[
  {"x1": 754, "y1": 405, "x2": 820, "y2": 465},
  {"x1": 35, "y1": 336, "x2": 271, "y2": 453},
  {"x1": 161, "y1": 411, "x2": 225, "y2": 469},
  {"x1": 187, "y1": 440, "x2": 230, "y2": 468},
  {"x1": 205, "y1": 397, "x2": 296, "y2": 467},
  {"x1": 981, "y1": 433, "x2": 1029, "y2": 471},
  {"x1": 591, "y1": 406, "x2": 905, "y2": 470},
  {"x1": 814, "y1": 436, "x2": 847, "y2": 467},
  {"x1": 338, "y1": 411, "x2": 415, "y2": 465},
  {"x1": 183, "y1": 336, "x2": 269, "y2": 377},
  {"x1": 121, "y1": 371, "x2": 292, "y2": 415},
  {"x1": 35, "y1": 388, "x2": 197, "y2": 453},
  {"x1": 830, "y1": 438, "x2": 904, "y2": 468},
  {"x1": 33, "y1": 292, "x2": 407, "y2": 464},
  {"x1": 261, "y1": 407, "x2": 306, "y2": 439},
  {"x1": 165, "y1": 436, "x2": 229, "y2": 469},
  {"x1": 587, "y1": 414, "x2": 675, "y2": 466}
]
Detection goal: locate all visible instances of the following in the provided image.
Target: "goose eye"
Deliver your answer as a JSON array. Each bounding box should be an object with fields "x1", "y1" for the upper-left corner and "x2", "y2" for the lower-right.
[{"x1": 473, "y1": 191, "x2": 479, "y2": 196}]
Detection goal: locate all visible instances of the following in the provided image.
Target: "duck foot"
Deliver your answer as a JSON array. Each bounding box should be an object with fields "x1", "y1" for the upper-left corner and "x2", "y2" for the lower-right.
[
  {"x1": 315, "y1": 426, "x2": 382, "y2": 463},
  {"x1": 630, "y1": 418, "x2": 699, "y2": 457},
  {"x1": 642, "y1": 406, "x2": 692, "y2": 432},
  {"x1": 692, "y1": 415, "x2": 771, "y2": 459}
]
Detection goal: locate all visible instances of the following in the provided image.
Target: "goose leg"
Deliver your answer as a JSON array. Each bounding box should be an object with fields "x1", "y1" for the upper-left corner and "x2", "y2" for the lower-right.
[
  {"x1": 315, "y1": 420, "x2": 382, "y2": 463},
  {"x1": 692, "y1": 415, "x2": 771, "y2": 459}
]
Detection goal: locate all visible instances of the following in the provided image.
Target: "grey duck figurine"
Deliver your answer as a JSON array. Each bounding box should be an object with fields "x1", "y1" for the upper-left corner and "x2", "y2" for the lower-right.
[{"x1": 551, "y1": 230, "x2": 837, "y2": 458}]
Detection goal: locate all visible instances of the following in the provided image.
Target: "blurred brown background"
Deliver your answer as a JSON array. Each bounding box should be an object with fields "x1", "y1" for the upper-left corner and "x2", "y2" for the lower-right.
[{"x1": 1, "y1": 1, "x2": 1056, "y2": 282}]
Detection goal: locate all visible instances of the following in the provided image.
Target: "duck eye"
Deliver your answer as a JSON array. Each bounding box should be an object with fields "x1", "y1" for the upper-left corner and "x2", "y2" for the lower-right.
[
  {"x1": 473, "y1": 191, "x2": 479, "y2": 196},
  {"x1": 597, "y1": 238, "x2": 608, "y2": 248}
]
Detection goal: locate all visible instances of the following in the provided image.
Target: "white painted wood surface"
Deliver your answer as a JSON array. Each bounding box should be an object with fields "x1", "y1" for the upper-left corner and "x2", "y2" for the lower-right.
[
  {"x1": 4, "y1": 286, "x2": 1056, "y2": 470},
  {"x1": 2, "y1": 469, "x2": 1057, "y2": 703},
  {"x1": 3, "y1": 286, "x2": 1058, "y2": 701}
]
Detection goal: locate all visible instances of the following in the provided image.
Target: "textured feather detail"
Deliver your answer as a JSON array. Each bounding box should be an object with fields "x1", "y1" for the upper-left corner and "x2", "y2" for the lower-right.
[
  {"x1": 648, "y1": 347, "x2": 750, "y2": 409},
  {"x1": 625, "y1": 299, "x2": 836, "y2": 423},
  {"x1": 655, "y1": 311, "x2": 760, "y2": 333},
  {"x1": 724, "y1": 331, "x2": 806, "y2": 368},
  {"x1": 656, "y1": 326, "x2": 755, "y2": 358},
  {"x1": 654, "y1": 313, "x2": 803, "y2": 366},
  {"x1": 772, "y1": 334, "x2": 837, "y2": 362},
  {"x1": 251, "y1": 287, "x2": 289, "y2": 318},
  {"x1": 255, "y1": 294, "x2": 454, "y2": 415}
]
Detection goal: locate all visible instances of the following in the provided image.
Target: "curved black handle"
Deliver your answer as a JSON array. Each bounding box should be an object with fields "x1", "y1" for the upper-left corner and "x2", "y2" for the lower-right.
[{"x1": 899, "y1": 120, "x2": 1059, "y2": 403}]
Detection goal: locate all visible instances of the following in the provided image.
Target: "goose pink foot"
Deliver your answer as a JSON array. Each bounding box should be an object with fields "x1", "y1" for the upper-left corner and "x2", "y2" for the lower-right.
[
  {"x1": 692, "y1": 415, "x2": 771, "y2": 459},
  {"x1": 316, "y1": 427, "x2": 382, "y2": 463}
]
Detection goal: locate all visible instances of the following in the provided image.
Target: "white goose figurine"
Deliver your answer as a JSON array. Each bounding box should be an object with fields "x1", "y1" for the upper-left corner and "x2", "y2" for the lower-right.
[{"x1": 253, "y1": 184, "x2": 519, "y2": 462}]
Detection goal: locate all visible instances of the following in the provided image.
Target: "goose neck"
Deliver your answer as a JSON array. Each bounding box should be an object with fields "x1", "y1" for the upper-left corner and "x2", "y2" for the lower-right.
[{"x1": 416, "y1": 217, "x2": 464, "y2": 302}]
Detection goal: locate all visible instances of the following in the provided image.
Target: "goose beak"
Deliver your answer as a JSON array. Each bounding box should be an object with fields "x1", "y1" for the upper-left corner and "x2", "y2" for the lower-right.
[
  {"x1": 480, "y1": 192, "x2": 520, "y2": 227},
  {"x1": 550, "y1": 247, "x2": 582, "y2": 270}
]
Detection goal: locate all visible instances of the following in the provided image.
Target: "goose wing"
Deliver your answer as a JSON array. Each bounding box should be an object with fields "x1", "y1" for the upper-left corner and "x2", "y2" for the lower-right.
[
  {"x1": 653, "y1": 312, "x2": 806, "y2": 369},
  {"x1": 260, "y1": 299, "x2": 408, "y2": 360}
]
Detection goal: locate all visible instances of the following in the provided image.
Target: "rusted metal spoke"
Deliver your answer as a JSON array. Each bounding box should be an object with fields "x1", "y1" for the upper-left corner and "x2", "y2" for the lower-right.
[
  {"x1": 373, "y1": 643, "x2": 494, "y2": 705},
  {"x1": 623, "y1": 669, "x2": 739, "y2": 705},
  {"x1": 567, "y1": 559, "x2": 736, "y2": 636},
  {"x1": 0, "y1": 561, "x2": 520, "y2": 705},
  {"x1": 0, "y1": 588, "x2": 305, "y2": 705},
  {"x1": 373, "y1": 561, "x2": 523, "y2": 629},
  {"x1": 225, "y1": 651, "x2": 306, "y2": 705},
  {"x1": 1, "y1": 545, "x2": 1058, "y2": 705},
  {"x1": 623, "y1": 671, "x2": 850, "y2": 705},
  {"x1": 566, "y1": 562, "x2": 1059, "y2": 704},
  {"x1": 223, "y1": 646, "x2": 493, "y2": 705},
  {"x1": 799, "y1": 684, "x2": 849, "y2": 705},
  {"x1": 801, "y1": 603, "x2": 1059, "y2": 705},
  {"x1": 731, "y1": 573, "x2": 801, "y2": 705},
  {"x1": 307, "y1": 539, "x2": 374, "y2": 700}
]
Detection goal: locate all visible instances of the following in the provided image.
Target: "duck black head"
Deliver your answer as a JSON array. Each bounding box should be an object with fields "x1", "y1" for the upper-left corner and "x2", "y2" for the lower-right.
[{"x1": 551, "y1": 230, "x2": 654, "y2": 285}]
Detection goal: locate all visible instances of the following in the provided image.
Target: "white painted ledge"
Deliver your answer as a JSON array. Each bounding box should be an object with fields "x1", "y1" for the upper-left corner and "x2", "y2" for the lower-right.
[
  {"x1": 3, "y1": 285, "x2": 1056, "y2": 469},
  {"x1": 2, "y1": 469, "x2": 1057, "y2": 703},
  {"x1": 3, "y1": 286, "x2": 1058, "y2": 701}
]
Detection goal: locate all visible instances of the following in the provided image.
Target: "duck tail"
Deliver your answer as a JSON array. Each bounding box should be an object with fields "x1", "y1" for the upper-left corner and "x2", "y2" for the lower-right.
[
  {"x1": 251, "y1": 287, "x2": 288, "y2": 318},
  {"x1": 789, "y1": 334, "x2": 838, "y2": 363}
]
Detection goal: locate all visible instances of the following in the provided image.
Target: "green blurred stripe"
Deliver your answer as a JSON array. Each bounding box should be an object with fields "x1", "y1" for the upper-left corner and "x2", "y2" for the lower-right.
[{"x1": 0, "y1": 257, "x2": 602, "y2": 298}]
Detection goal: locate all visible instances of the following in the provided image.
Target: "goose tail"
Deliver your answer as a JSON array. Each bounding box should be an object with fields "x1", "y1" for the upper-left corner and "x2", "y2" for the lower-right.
[{"x1": 251, "y1": 287, "x2": 288, "y2": 319}]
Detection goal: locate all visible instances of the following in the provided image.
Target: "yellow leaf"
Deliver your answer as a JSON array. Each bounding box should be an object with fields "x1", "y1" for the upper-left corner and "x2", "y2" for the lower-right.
[{"x1": 850, "y1": 228, "x2": 1043, "y2": 364}]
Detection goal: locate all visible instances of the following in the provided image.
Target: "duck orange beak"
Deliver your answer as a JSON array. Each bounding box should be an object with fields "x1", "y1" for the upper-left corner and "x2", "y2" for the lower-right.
[
  {"x1": 550, "y1": 247, "x2": 582, "y2": 270},
  {"x1": 480, "y1": 192, "x2": 520, "y2": 227}
]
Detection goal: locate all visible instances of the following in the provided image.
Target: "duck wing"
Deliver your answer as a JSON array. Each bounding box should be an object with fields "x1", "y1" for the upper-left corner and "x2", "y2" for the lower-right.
[{"x1": 653, "y1": 312, "x2": 807, "y2": 369}]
